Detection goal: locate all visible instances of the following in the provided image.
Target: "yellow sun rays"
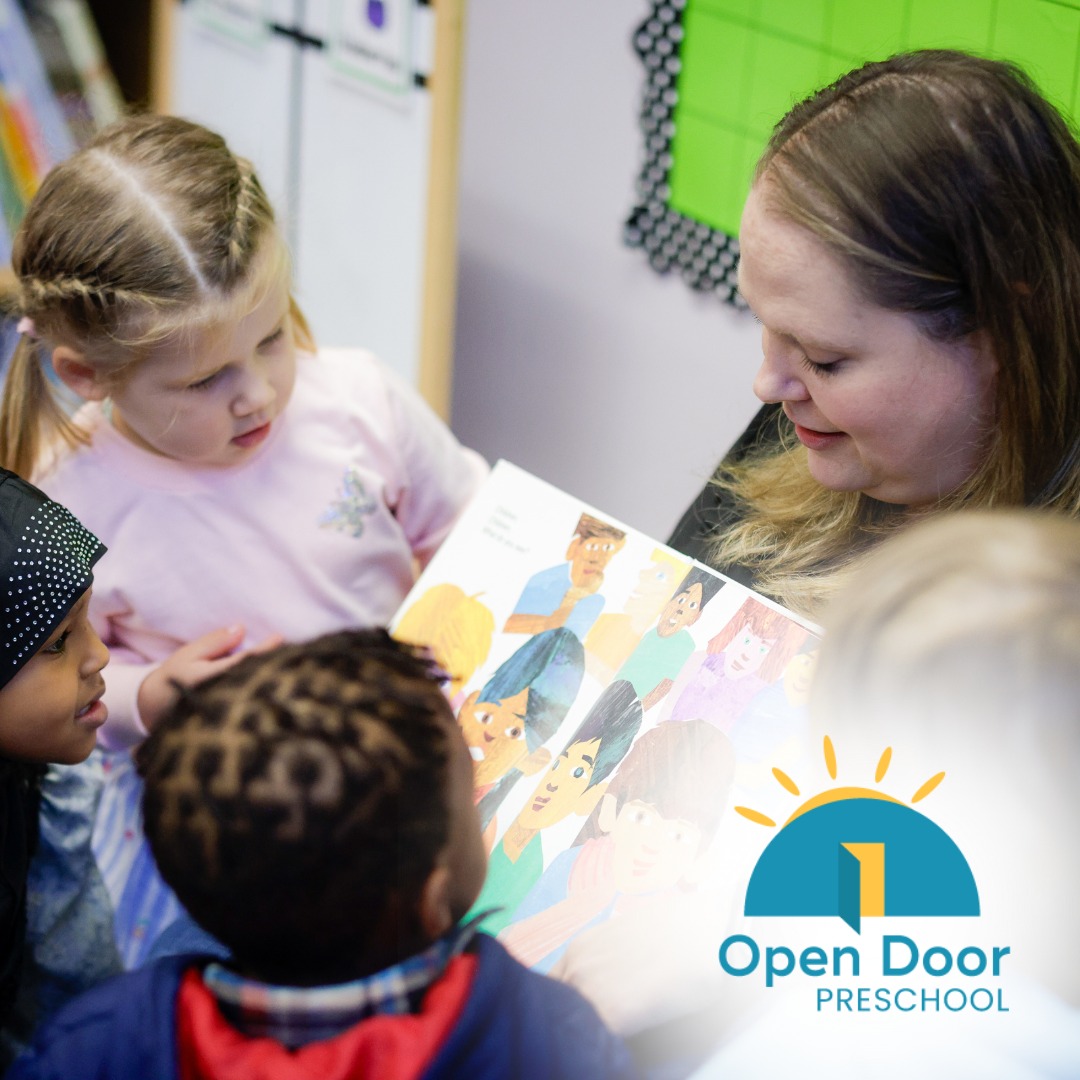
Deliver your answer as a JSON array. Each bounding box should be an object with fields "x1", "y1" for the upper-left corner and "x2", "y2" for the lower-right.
[
  {"x1": 734, "y1": 737, "x2": 946, "y2": 827},
  {"x1": 823, "y1": 735, "x2": 838, "y2": 779},
  {"x1": 911, "y1": 771, "x2": 946, "y2": 804}
]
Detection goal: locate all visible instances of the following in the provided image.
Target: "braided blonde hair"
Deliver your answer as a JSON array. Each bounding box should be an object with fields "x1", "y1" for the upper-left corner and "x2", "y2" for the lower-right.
[{"x1": 0, "y1": 114, "x2": 314, "y2": 479}]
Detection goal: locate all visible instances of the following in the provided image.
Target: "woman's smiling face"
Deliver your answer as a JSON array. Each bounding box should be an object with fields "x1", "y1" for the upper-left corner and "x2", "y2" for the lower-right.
[{"x1": 738, "y1": 183, "x2": 998, "y2": 507}]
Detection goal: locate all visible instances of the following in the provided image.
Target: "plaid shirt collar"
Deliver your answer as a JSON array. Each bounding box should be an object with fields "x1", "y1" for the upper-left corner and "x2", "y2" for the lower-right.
[{"x1": 201, "y1": 919, "x2": 482, "y2": 1049}]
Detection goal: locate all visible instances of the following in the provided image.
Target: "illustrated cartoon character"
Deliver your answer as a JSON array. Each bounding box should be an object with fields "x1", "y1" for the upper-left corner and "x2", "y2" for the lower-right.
[
  {"x1": 663, "y1": 596, "x2": 810, "y2": 730},
  {"x1": 471, "y1": 680, "x2": 643, "y2": 935},
  {"x1": 504, "y1": 514, "x2": 627, "y2": 639},
  {"x1": 394, "y1": 583, "x2": 496, "y2": 701},
  {"x1": 501, "y1": 719, "x2": 735, "y2": 972},
  {"x1": 456, "y1": 628, "x2": 585, "y2": 842},
  {"x1": 614, "y1": 565, "x2": 725, "y2": 710},
  {"x1": 584, "y1": 547, "x2": 690, "y2": 682}
]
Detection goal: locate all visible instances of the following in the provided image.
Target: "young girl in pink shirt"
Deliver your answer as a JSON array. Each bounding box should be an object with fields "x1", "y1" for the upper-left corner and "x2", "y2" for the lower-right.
[{"x1": 0, "y1": 114, "x2": 488, "y2": 963}]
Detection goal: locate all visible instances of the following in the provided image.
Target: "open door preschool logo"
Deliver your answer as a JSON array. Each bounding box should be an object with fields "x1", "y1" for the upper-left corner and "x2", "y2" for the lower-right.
[
  {"x1": 718, "y1": 738, "x2": 1010, "y2": 1014},
  {"x1": 737, "y1": 736, "x2": 979, "y2": 932}
]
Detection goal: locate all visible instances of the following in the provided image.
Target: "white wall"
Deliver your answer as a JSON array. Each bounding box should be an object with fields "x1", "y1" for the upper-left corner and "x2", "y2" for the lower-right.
[{"x1": 451, "y1": 0, "x2": 762, "y2": 541}]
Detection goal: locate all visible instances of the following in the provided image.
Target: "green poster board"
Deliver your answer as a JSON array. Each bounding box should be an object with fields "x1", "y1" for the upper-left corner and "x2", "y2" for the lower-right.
[{"x1": 626, "y1": 0, "x2": 1080, "y2": 304}]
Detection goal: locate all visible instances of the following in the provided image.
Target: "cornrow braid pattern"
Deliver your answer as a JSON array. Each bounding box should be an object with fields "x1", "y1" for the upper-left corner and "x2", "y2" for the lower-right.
[{"x1": 135, "y1": 630, "x2": 456, "y2": 981}]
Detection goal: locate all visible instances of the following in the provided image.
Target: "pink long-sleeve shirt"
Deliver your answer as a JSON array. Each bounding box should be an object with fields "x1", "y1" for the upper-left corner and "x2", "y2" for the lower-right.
[{"x1": 37, "y1": 348, "x2": 489, "y2": 747}]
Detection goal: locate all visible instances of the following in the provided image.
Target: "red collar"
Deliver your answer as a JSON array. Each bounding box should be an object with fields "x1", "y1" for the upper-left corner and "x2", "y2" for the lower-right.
[{"x1": 177, "y1": 953, "x2": 477, "y2": 1080}]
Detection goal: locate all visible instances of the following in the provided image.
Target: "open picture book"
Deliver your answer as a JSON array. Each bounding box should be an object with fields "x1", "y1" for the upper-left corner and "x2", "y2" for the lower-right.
[{"x1": 390, "y1": 460, "x2": 821, "y2": 972}]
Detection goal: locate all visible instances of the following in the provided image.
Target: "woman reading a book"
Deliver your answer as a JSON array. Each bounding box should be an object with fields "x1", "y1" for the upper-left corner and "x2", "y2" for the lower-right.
[
  {"x1": 667, "y1": 50, "x2": 1080, "y2": 620},
  {"x1": 550, "y1": 47, "x2": 1080, "y2": 1055}
]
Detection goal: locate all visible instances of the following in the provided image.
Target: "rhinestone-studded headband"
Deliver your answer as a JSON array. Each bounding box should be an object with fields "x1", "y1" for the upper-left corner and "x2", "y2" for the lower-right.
[{"x1": 0, "y1": 470, "x2": 106, "y2": 691}]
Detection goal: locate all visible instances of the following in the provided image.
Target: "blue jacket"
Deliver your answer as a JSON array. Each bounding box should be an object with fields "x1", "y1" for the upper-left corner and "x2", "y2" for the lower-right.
[{"x1": 8, "y1": 934, "x2": 639, "y2": 1079}]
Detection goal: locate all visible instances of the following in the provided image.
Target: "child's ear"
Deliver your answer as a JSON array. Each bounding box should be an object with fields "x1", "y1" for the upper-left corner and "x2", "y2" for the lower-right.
[
  {"x1": 52, "y1": 347, "x2": 107, "y2": 401},
  {"x1": 417, "y1": 860, "x2": 454, "y2": 941}
]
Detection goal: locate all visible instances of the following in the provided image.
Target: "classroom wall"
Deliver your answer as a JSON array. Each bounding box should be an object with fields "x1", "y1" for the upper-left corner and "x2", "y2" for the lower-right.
[{"x1": 451, "y1": 0, "x2": 762, "y2": 541}]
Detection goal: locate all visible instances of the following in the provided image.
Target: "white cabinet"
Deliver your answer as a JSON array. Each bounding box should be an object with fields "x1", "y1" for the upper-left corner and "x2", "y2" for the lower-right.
[{"x1": 168, "y1": 0, "x2": 461, "y2": 413}]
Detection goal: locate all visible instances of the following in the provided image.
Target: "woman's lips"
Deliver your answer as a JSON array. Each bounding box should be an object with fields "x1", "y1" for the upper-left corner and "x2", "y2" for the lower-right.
[{"x1": 793, "y1": 422, "x2": 848, "y2": 451}]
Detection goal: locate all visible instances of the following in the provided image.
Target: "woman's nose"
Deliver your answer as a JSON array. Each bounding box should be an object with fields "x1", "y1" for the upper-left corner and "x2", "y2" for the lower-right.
[{"x1": 752, "y1": 328, "x2": 809, "y2": 404}]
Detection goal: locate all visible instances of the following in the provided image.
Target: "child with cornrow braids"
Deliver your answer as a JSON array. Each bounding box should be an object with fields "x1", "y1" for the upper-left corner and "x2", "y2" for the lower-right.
[
  {"x1": 0, "y1": 114, "x2": 488, "y2": 963},
  {"x1": 7, "y1": 629, "x2": 639, "y2": 1080}
]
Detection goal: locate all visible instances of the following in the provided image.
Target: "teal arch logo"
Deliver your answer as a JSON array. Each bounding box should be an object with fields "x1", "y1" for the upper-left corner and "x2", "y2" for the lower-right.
[{"x1": 737, "y1": 740, "x2": 979, "y2": 933}]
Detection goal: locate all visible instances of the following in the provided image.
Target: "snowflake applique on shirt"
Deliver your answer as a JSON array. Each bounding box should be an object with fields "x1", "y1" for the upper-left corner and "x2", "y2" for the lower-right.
[{"x1": 319, "y1": 466, "x2": 378, "y2": 538}]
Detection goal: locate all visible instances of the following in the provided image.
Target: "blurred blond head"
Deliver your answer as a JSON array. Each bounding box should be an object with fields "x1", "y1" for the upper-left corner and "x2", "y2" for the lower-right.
[
  {"x1": 811, "y1": 509, "x2": 1080, "y2": 773},
  {"x1": 810, "y1": 509, "x2": 1080, "y2": 1002}
]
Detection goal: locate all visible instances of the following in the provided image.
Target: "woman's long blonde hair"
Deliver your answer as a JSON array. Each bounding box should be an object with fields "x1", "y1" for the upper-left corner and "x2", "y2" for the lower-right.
[
  {"x1": 711, "y1": 51, "x2": 1080, "y2": 617},
  {"x1": 0, "y1": 114, "x2": 314, "y2": 480}
]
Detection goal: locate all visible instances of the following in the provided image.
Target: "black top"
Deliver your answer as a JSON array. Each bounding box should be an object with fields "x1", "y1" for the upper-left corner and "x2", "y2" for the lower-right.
[
  {"x1": 665, "y1": 405, "x2": 785, "y2": 589},
  {"x1": 0, "y1": 763, "x2": 40, "y2": 1029},
  {"x1": 0, "y1": 469, "x2": 103, "y2": 1034}
]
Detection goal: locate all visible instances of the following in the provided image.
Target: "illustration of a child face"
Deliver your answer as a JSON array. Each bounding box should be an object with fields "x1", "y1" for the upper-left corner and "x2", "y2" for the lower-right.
[
  {"x1": 719, "y1": 622, "x2": 776, "y2": 679},
  {"x1": 610, "y1": 798, "x2": 702, "y2": 894},
  {"x1": 783, "y1": 648, "x2": 819, "y2": 705},
  {"x1": 457, "y1": 687, "x2": 531, "y2": 787},
  {"x1": 516, "y1": 738, "x2": 601, "y2": 831},
  {"x1": 625, "y1": 558, "x2": 684, "y2": 623},
  {"x1": 656, "y1": 582, "x2": 704, "y2": 638},
  {"x1": 566, "y1": 535, "x2": 625, "y2": 589}
]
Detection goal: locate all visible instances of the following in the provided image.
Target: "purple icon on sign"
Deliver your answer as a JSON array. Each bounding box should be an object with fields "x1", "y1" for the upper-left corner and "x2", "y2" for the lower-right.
[{"x1": 367, "y1": 0, "x2": 386, "y2": 29}]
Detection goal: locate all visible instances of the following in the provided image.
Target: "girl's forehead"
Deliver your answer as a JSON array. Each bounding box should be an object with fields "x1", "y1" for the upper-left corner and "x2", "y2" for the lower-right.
[
  {"x1": 152, "y1": 274, "x2": 291, "y2": 357},
  {"x1": 200, "y1": 265, "x2": 291, "y2": 335},
  {"x1": 150, "y1": 230, "x2": 292, "y2": 336}
]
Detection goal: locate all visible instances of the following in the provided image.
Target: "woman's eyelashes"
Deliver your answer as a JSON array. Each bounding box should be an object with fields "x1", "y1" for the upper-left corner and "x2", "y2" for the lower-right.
[{"x1": 800, "y1": 354, "x2": 841, "y2": 377}]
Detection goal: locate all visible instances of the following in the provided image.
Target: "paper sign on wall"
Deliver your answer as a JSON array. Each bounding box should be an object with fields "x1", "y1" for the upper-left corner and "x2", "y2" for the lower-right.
[{"x1": 328, "y1": 0, "x2": 413, "y2": 95}]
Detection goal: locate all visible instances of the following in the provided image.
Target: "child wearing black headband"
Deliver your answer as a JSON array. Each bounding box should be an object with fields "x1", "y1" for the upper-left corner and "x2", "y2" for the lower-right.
[{"x1": 0, "y1": 469, "x2": 109, "y2": 1060}]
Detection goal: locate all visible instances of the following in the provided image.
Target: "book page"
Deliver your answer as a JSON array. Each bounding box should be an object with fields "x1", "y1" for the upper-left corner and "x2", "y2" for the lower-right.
[{"x1": 391, "y1": 459, "x2": 822, "y2": 973}]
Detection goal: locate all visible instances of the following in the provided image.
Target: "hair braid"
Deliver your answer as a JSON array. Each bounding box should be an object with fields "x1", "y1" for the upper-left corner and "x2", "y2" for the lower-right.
[
  {"x1": 0, "y1": 113, "x2": 312, "y2": 478},
  {"x1": 21, "y1": 274, "x2": 148, "y2": 317},
  {"x1": 223, "y1": 159, "x2": 264, "y2": 282},
  {"x1": 137, "y1": 629, "x2": 456, "y2": 984}
]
